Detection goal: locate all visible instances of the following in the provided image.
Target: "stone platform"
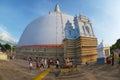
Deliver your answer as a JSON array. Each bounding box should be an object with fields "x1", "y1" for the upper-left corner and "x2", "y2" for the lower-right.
[
  {"x1": 97, "y1": 57, "x2": 106, "y2": 64},
  {"x1": 59, "y1": 65, "x2": 79, "y2": 76}
]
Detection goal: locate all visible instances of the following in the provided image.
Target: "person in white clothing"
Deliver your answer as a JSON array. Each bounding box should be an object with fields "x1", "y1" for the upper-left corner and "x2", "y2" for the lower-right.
[
  {"x1": 56, "y1": 59, "x2": 59, "y2": 69},
  {"x1": 28, "y1": 57, "x2": 33, "y2": 72}
]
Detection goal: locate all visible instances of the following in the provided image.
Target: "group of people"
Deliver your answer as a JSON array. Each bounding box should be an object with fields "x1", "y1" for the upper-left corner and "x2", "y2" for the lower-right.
[
  {"x1": 106, "y1": 52, "x2": 120, "y2": 72},
  {"x1": 35, "y1": 57, "x2": 51, "y2": 69},
  {"x1": 65, "y1": 58, "x2": 74, "y2": 66},
  {"x1": 28, "y1": 54, "x2": 120, "y2": 72},
  {"x1": 28, "y1": 57, "x2": 60, "y2": 71}
]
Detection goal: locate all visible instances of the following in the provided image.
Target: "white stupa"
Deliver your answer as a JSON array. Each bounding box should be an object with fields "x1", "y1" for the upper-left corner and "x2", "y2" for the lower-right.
[
  {"x1": 16, "y1": 4, "x2": 97, "y2": 64},
  {"x1": 17, "y1": 4, "x2": 74, "y2": 47}
]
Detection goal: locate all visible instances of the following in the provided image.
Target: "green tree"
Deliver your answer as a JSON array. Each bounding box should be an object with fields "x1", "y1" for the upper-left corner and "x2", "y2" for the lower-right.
[
  {"x1": 110, "y1": 39, "x2": 120, "y2": 51},
  {"x1": 3, "y1": 43, "x2": 11, "y2": 51},
  {"x1": 12, "y1": 46, "x2": 16, "y2": 52},
  {"x1": 0, "y1": 43, "x2": 6, "y2": 51}
]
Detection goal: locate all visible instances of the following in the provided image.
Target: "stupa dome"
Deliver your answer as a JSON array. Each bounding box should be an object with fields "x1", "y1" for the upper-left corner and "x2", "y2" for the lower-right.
[{"x1": 17, "y1": 4, "x2": 74, "y2": 47}]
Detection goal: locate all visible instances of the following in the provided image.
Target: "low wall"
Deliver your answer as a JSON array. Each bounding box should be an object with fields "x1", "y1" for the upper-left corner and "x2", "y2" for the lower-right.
[
  {"x1": 0, "y1": 52, "x2": 7, "y2": 60},
  {"x1": 60, "y1": 65, "x2": 79, "y2": 75}
]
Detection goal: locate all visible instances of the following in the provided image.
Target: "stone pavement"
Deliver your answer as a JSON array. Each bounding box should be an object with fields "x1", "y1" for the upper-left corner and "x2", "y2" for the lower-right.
[
  {"x1": 42, "y1": 63, "x2": 120, "y2": 80},
  {"x1": 32, "y1": 66, "x2": 56, "y2": 80}
]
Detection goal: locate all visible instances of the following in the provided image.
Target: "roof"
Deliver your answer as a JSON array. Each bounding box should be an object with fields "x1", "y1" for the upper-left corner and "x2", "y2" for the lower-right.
[{"x1": 17, "y1": 44, "x2": 63, "y2": 48}]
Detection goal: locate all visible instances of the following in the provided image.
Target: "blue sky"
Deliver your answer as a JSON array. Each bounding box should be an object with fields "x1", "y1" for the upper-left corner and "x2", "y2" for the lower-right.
[{"x1": 0, "y1": 0, "x2": 120, "y2": 46}]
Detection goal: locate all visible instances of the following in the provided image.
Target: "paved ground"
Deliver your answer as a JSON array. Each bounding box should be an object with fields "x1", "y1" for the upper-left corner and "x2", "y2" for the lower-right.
[
  {"x1": 0, "y1": 59, "x2": 120, "y2": 80},
  {"x1": 33, "y1": 66, "x2": 56, "y2": 80},
  {"x1": 43, "y1": 62, "x2": 120, "y2": 80}
]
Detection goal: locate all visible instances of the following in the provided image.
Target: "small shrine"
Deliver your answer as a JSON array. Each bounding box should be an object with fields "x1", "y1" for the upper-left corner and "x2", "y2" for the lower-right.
[{"x1": 96, "y1": 41, "x2": 110, "y2": 64}]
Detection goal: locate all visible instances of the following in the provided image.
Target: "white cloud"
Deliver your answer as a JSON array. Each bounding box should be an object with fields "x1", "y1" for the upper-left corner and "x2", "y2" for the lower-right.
[{"x1": 0, "y1": 25, "x2": 18, "y2": 45}]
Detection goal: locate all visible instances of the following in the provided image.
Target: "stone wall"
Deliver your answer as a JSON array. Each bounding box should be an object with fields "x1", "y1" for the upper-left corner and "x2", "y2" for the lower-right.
[
  {"x1": 0, "y1": 52, "x2": 7, "y2": 60},
  {"x1": 63, "y1": 36, "x2": 98, "y2": 64},
  {"x1": 16, "y1": 46, "x2": 64, "y2": 61}
]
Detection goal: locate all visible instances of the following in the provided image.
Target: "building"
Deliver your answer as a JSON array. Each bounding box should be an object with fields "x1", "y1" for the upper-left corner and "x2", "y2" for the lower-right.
[
  {"x1": 64, "y1": 15, "x2": 98, "y2": 64},
  {"x1": 16, "y1": 4, "x2": 98, "y2": 64}
]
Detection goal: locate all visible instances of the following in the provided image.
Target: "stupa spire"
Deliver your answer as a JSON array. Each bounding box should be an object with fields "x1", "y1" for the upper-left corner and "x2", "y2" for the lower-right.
[{"x1": 54, "y1": 4, "x2": 60, "y2": 12}]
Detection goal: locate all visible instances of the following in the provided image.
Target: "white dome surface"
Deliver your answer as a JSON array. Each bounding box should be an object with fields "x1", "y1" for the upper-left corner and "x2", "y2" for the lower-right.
[{"x1": 17, "y1": 9, "x2": 74, "y2": 46}]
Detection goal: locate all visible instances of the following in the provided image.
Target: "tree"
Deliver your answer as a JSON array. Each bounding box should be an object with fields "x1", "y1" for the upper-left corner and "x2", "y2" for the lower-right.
[
  {"x1": 3, "y1": 43, "x2": 11, "y2": 51},
  {"x1": 12, "y1": 46, "x2": 16, "y2": 52},
  {"x1": 110, "y1": 38, "x2": 120, "y2": 51},
  {"x1": 0, "y1": 43, "x2": 6, "y2": 52},
  {"x1": 0, "y1": 43, "x2": 2, "y2": 51}
]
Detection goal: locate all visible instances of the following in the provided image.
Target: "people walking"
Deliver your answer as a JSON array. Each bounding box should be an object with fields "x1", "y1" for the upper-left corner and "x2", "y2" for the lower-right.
[
  {"x1": 118, "y1": 54, "x2": 120, "y2": 72},
  {"x1": 28, "y1": 57, "x2": 33, "y2": 72},
  {"x1": 44, "y1": 58, "x2": 47, "y2": 68},
  {"x1": 36, "y1": 57, "x2": 40, "y2": 69},
  {"x1": 56, "y1": 59, "x2": 59, "y2": 69},
  {"x1": 47, "y1": 59, "x2": 50, "y2": 68},
  {"x1": 40, "y1": 58, "x2": 44, "y2": 68},
  {"x1": 111, "y1": 52, "x2": 114, "y2": 66}
]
